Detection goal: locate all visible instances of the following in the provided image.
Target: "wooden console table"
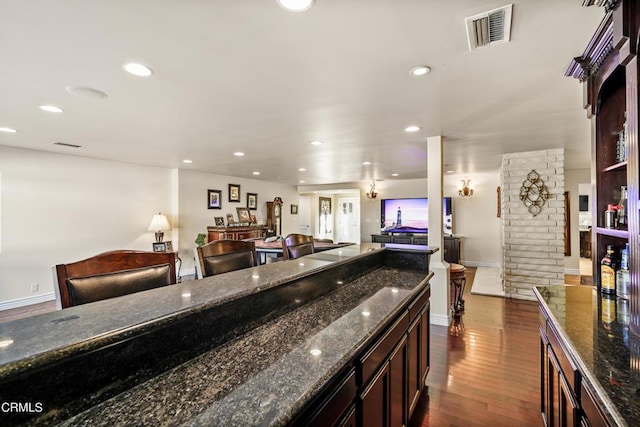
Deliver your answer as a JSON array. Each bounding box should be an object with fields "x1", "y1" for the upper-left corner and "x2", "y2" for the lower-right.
[{"x1": 207, "y1": 225, "x2": 268, "y2": 242}]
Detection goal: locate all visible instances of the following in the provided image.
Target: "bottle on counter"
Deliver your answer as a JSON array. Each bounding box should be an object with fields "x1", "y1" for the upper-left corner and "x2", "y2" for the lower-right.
[
  {"x1": 600, "y1": 245, "x2": 618, "y2": 295},
  {"x1": 616, "y1": 243, "x2": 630, "y2": 299}
]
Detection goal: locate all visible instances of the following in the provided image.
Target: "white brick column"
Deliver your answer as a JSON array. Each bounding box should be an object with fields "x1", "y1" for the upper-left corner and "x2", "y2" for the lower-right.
[{"x1": 501, "y1": 149, "x2": 565, "y2": 300}]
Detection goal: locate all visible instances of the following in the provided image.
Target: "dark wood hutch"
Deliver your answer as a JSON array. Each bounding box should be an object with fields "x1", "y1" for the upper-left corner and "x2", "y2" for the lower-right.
[{"x1": 566, "y1": 0, "x2": 639, "y2": 335}]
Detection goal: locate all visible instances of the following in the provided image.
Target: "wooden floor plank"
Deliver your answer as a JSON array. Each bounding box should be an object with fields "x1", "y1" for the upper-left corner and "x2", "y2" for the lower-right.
[{"x1": 410, "y1": 267, "x2": 541, "y2": 427}]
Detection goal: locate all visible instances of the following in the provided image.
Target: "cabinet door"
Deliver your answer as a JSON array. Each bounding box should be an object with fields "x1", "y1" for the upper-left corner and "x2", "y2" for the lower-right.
[
  {"x1": 547, "y1": 347, "x2": 579, "y2": 427},
  {"x1": 389, "y1": 335, "x2": 407, "y2": 427},
  {"x1": 407, "y1": 307, "x2": 430, "y2": 421},
  {"x1": 540, "y1": 331, "x2": 550, "y2": 426},
  {"x1": 360, "y1": 362, "x2": 390, "y2": 427},
  {"x1": 559, "y1": 373, "x2": 579, "y2": 427}
]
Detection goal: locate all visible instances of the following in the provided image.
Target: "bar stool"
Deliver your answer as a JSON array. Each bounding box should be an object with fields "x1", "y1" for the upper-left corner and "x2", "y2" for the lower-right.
[{"x1": 450, "y1": 263, "x2": 466, "y2": 313}]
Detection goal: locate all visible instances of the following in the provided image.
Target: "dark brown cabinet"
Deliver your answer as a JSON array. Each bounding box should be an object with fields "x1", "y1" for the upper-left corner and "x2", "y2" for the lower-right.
[
  {"x1": 294, "y1": 285, "x2": 431, "y2": 427},
  {"x1": 360, "y1": 362, "x2": 390, "y2": 427},
  {"x1": 566, "y1": 0, "x2": 640, "y2": 334}
]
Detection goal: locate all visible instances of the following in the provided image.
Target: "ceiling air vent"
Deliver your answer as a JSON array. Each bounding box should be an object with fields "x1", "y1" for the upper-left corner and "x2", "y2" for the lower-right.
[{"x1": 465, "y1": 4, "x2": 513, "y2": 51}]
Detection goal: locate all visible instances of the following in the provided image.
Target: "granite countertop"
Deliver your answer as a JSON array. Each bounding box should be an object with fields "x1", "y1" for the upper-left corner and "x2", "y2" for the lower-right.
[
  {"x1": 61, "y1": 267, "x2": 430, "y2": 426},
  {"x1": 534, "y1": 285, "x2": 638, "y2": 425},
  {"x1": 0, "y1": 244, "x2": 390, "y2": 376}
]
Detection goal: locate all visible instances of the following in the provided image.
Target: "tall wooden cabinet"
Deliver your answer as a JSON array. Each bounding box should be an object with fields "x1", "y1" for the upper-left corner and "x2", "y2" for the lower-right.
[{"x1": 566, "y1": 0, "x2": 640, "y2": 335}]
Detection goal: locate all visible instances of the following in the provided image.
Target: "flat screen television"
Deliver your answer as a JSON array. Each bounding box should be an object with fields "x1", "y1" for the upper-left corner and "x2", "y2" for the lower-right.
[{"x1": 380, "y1": 197, "x2": 452, "y2": 235}]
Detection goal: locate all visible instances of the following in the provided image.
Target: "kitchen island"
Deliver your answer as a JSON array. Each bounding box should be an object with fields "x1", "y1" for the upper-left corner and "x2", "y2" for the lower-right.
[
  {"x1": 0, "y1": 243, "x2": 435, "y2": 426},
  {"x1": 534, "y1": 285, "x2": 639, "y2": 426}
]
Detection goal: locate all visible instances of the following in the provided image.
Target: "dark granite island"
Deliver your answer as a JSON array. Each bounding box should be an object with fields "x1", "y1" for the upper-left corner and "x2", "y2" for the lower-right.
[
  {"x1": 0, "y1": 243, "x2": 435, "y2": 426},
  {"x1": 534, "y1": 285, "x2": 639, "y2": 427}
]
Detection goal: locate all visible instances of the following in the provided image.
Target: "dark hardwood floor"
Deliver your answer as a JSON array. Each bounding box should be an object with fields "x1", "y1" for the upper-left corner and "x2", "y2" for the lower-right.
[
  {"x1": 0, "y1": 269, "x2": 541, "y2": 426},
  {"x1": 411, "y1": 267, "x2": 541, "y2": 427}
]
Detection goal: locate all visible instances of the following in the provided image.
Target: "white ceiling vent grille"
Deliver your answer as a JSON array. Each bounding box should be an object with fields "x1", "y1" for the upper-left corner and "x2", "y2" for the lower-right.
[{"x1": 465, "y1": 4, "x2": 513, "y2": 51}]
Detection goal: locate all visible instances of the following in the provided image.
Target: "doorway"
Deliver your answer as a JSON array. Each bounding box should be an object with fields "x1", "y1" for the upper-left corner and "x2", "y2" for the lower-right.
[
  {"x1": 298, "y1": 197, "x2": 311, "y2": 235},
  {"x1": 578, "y1": 183, "x2": 592, "y2": 280},
  {"x1": 337, "y1": 197, "x2": 360, "y2": 243}
]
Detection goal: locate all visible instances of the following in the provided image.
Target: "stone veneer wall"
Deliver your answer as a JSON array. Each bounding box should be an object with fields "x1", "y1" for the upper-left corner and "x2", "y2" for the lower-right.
[{"x1": 501, "y1": 149, "x2": 565, "y2": 300}]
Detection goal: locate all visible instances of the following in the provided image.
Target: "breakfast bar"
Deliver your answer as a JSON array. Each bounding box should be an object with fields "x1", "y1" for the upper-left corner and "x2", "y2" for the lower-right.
[{"x1": 0, "y1": 243, "x2": 435, "y2": 426}]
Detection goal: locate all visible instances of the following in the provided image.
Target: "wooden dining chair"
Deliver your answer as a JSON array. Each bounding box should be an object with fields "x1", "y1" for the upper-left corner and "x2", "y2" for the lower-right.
[
  {"x1": 282, "y1": 234, "x2": 315, "y2": 260},
  {"x1": 197, "y1": 239, "x2": 258, "y2": 277},
  {"x1": 54, "y1": 250, "x2": 176, "y2": 309}
]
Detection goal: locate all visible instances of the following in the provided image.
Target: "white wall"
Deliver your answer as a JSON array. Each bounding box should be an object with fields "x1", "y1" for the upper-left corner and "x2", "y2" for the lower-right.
[
  {"x1": 0, "y1": 146, "x2": 173, "y2": 304},
  {"x1": 177, "y1": 169, "x2": 299, "y2": 274},
  {"x1": 445, "y1": 172, "x2": 501, "y2": 267},
  {"x1": 565, "y1": 168, "x2": 591, "y2": 272}
]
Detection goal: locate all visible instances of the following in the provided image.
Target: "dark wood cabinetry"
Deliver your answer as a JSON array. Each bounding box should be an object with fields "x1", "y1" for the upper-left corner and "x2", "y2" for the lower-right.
[
  {"x1": 566, "y1": 0, "x2": 640, "y2": 334},
  {"x1": 371, "y1": 234, "x2": 460, "y2": 263},
  {"x1": 295, "y1": 286, "x2": 431, "y2": 427},
  {"x1": 539, "y1": 308, "x2": 610, "y2": 427}
]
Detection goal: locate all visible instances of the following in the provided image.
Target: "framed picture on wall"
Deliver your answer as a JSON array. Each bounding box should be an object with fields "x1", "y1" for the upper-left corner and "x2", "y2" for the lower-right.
[
  {"x1": 247, "y1": 193, "x2": 258, "y2": 210},
  {"x1": 208, "y1": 189, "x2": 222, "y2": 209},
  {"x1": 291, "y1": 204, "x2": 298, "y2": 214},
  {"x1": 229, "y1": 184, "x2": 241, "y2": 202}
]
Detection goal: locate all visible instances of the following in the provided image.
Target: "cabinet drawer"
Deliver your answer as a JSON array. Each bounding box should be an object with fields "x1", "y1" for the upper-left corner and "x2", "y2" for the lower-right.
[
  {"x1": 547, "y1": 324, "x2": 579, "y2": 392},
  {"x1": 305, "y1": 369, "x2": 356, "y2": 427},
  {"x1": 408, "y1": 287, "x2": 430, "y2": 322},
  {"x1": 539, "y1": 308, "x2": 548, "y2": 331},
  {"x1": 359, "y1": 310, "x2": 409, "y2": 386},
  {"x1": 581, "y1": 382, "x2": 609, "y2": 427}
]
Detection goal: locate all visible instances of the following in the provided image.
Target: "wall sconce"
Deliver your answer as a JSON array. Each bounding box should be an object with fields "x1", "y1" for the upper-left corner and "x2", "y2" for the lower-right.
[
  {"x1": 366, "y1": 182, "x2": 378, "y2": 199},
  {"x1": 148, "y1": 212, "x2": 171, "y2": 242},
  {"x1": 458, "y1": 180, "x2": 474, "y2": 198}
]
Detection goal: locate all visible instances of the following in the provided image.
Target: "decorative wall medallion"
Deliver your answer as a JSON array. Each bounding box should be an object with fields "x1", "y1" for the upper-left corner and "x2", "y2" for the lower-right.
[{"x1": 519, "y1": 170, "x2": 549, "y2": 216}]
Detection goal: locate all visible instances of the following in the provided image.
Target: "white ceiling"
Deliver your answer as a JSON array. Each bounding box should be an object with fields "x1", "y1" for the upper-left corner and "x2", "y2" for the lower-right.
[{"x1": 0, "y1": 1, "x2": 603, "y2": 185}]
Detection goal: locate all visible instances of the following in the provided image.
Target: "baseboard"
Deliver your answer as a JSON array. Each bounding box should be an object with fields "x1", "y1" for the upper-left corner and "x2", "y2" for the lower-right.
[
  {"x1": 429, "y1": 312, "x2": 451, "y2": 326},
  {"x1": 0, "y1": 293, "x2": 55, "y2": 311},
  {"x1": 564, "y1": 268, "x2": 580, "y2": 275},
  {"x1": 460, "y1": 260, "x2": 500, "y2": 268}
]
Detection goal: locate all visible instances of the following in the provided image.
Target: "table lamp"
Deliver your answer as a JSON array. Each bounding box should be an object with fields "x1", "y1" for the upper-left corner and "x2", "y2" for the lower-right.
[{"x1": 148, "y1": 212, "x2": 171, "y2": 242}]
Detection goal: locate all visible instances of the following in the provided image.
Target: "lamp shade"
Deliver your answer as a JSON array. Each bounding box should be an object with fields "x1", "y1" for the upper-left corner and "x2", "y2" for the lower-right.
[{"x1": 148, "y1": 213, "x2": 171, "y2": 232}]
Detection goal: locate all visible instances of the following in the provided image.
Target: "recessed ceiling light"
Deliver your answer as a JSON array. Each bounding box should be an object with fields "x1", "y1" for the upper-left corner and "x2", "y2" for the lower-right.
[
  {"x1": 277, "y1": 0, "x2": 314, "y2": 12},
  {"x1": 310, "y1": 140, "x2": 324, "y2": 145},
  {"x1": 252, "y1": 171, "x2": 260, "y2": 175},
  {"x1": 65, "y1": 86, "x2": 108, "y2": 99},
  {"x1": 182, "y1": 159, "x2": 193, "y2": 164},
  {"x1": 405, "y1": 125, "x2": 421, "y2": 132},
  {"x1": 446, "y1": 170, "x2": 455, "y2": 174},
  {"x1": 299, "y1": 180, "x2": 306, "y2": 183},
  {"x1": 234, "y1": 152, "x2": 245, "y2": 157},
  {"x1": 362, "y1": 161, "x2": 372, "y2": 165},
  {"x1": 410, "y1": 66, "x2": 431, "y2": 76},
  {"x1": 298, "y1": 168, "x2": 306, "y2": 172},
  {"x1": 123, "y1": 63, "x2": 153, "y2": 77},
  {"x1": 0, "y1": 127, "x2": 17, "y2": 133},
  {"x1": 392, "y1": 173, "x2": 399, "y2": 177},
  {"x1": 39, "y1": 105, "x2": 63, "y2": 113}
]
